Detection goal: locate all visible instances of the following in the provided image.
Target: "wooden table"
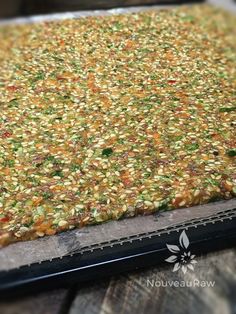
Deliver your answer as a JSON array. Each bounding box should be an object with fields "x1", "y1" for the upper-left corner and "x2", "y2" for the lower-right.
[{"x1": 0, "y1": 248, "x2": 236, "y2": 314}]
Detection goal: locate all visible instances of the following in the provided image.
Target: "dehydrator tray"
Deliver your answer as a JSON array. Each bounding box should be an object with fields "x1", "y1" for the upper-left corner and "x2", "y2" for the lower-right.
[
  {"x1": 0, "y1": 198, "x2": 236, "y2": 297},
  {"x1": 0, "y1": 0, "x2": 236, "y2": 297}
]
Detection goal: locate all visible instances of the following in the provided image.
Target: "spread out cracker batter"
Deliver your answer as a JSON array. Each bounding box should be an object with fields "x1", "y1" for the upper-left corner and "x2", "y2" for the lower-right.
[{"x1": 0, "y1": 5, "x2": 235, "y2": 246}]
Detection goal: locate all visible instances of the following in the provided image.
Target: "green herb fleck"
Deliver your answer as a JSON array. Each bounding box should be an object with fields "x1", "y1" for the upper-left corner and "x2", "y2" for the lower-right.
[
  {"x1": 51, "y1": 170, "x2": 64, "y2": 177},
  {"x1": 186, "y1": 143, "x2": 199, "y2": 151},
  {"x1": 227, "y1": 149, "x2": 236, "y2": 157},
  {"x1": 205, "y1": 178, "x2": 219, "y2": 186},
  {"x1": 70, "y1": 164, "x2": 81, "y2": 172},
  {"x1": 3, "y1": 159, "x2": 15, "y2": 167},
  {"x1": 102, "y1": 148, "x2": 113, "y2": 157},
  {"x1": 8, "y1": 99, "x2": 19, "y2": 108},
  {"x1": 219, "y1": 107, "x2": 236, "y2": 113},
  {"x1": 42, "y1": 191, "x2": 53, "y2": 199}
]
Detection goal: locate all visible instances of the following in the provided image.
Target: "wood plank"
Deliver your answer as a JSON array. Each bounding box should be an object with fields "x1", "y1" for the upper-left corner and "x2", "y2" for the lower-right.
[
  {"x1": 0, "y1": 290, "x2": 68, "y2": 314},
  {"x1": 69, "y1": 248, "x2": 236, "y2": 314},
  {"x1": 1, "y1": 248, "x2": 235, "y2": 314}
]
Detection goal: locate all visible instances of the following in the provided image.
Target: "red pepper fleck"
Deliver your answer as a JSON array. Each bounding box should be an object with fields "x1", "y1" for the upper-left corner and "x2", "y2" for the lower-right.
[
  {"x1": 168, "y1": 80, "x2": 177, "y2": 84},
  {"x1": 0, "y1": 217, "x2": 10, "y2": 223},
  {"x1": 1, "y1": 131, "x2": 12, "y2": 138},
  {"x1": 6, "y1": 86, "x2": 20, "y2": 91},
  {"x1": 57, "y1": 76, "x2": 66, "y2": 81}
]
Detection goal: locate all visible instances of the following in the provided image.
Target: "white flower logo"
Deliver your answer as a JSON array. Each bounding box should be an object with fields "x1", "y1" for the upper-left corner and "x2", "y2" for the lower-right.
[{"x1": 165, "y1": 230, "x2": 197, "y2": 274}]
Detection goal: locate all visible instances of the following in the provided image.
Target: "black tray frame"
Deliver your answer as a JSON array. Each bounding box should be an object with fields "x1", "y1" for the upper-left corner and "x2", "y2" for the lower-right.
[{"x1": 0, "y1": 207, "x2": 236, "y2": 298}]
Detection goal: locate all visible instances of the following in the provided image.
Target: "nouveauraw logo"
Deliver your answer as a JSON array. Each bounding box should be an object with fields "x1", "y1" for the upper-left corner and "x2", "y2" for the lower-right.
[{"x1": 165, "y1": 230, "x2": 197, "y2": 274}]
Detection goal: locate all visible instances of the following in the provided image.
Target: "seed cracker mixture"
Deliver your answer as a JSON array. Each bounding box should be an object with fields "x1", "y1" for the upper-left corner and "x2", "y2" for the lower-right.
[{"x1": 0, "y1": 5, "x2": 235, "y2": 246}]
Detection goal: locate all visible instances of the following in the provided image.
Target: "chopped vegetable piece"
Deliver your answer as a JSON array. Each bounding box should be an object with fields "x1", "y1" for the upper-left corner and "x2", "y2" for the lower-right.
[
  {"x1": 227, "y1": 149, "x2": 236, "y2": 157},
  {"x1": 219, "y1": 107, "x2": 236, "y2": 112},
  {"x1": 102, "y1": 148, "x2": 113, "y2": 157}
]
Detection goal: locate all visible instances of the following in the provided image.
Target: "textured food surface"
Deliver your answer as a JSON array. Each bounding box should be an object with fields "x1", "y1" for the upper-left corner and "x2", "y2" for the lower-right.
[{"x1": 0, "y1": 5, "x2": 235, "y2": 246}]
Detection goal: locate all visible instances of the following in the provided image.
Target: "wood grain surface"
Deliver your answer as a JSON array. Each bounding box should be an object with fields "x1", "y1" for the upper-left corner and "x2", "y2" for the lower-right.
[
  {"x1": 0, "y1": 290, "x2": 68, "y2": 314},
  {"x1": 68, "y1": 249, "x2": 236, "y2": 314},
  {"x1": 0, "y1": 248, "x2": 235, "y2": 314}
]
